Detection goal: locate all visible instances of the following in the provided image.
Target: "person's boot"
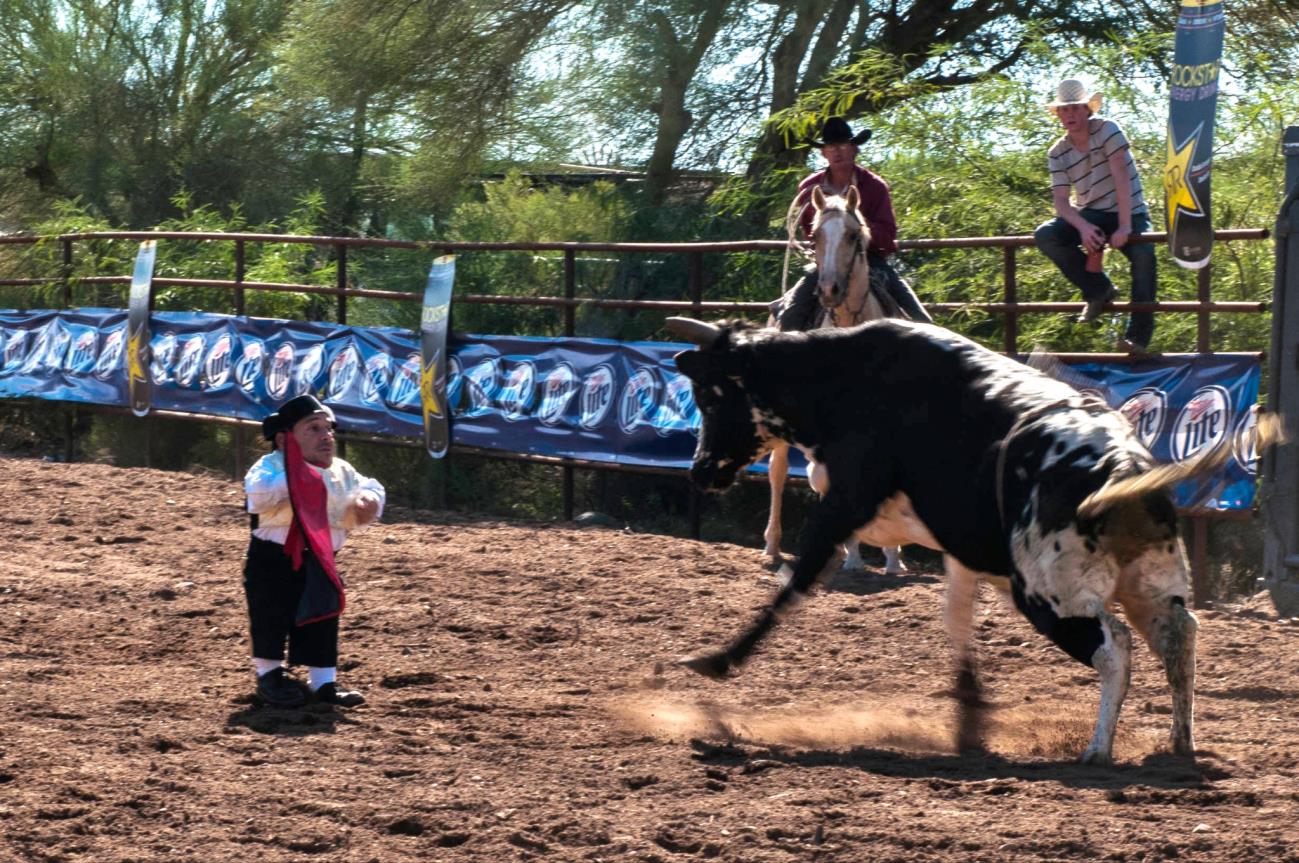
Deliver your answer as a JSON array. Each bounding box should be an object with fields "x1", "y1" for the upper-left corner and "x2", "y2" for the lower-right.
[
  {"x1": 1076, "y1": 286, "x2": 1118, "y2": 324},
  {"x1": 255, "y1": 667, "x2": 307, "y2": 708},
  {"x1": 314, "y1": 682, "x2": 365, "y2": 707}
]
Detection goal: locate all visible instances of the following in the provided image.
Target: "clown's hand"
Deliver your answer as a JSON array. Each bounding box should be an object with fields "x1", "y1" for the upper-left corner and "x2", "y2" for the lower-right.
[{"x1": 346, "y1": 492, "x2": 380, "y2": 527}]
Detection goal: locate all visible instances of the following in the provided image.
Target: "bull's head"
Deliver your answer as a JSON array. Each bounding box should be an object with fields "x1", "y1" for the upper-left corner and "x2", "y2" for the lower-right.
[{"x1": 667, "y1": 317, "x2": 772, "y2": 491}]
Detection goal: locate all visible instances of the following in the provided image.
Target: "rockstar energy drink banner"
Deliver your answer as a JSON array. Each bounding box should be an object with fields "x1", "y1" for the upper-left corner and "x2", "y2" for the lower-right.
[
  {"x1": 127, "y1": 240, "x2": 156, "y2": 415},
  {"x1": 0, "y1": 307, "x2": 1263, "y2": 510},
  {"x1": 1162, "y1": 0, "x2": 1226, "y2": 270},
  {"x1": 419, "y1": 256, "x2": 455, "y2": 458}
]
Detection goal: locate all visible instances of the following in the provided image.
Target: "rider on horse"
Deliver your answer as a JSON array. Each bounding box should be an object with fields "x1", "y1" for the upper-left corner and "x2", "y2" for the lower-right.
[{"x1": 772, "y1": 117, "x2": 932, "y2": 331}]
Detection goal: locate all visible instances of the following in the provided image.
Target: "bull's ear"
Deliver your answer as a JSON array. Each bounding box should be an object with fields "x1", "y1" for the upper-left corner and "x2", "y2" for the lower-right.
[{"x1": 673, "y1": 349, "x2": 705, "y2": 380}]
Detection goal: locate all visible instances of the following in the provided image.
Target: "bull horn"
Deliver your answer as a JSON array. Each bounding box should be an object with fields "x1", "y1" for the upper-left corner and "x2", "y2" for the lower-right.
[{"x1": 665, "y1": 316, "x2": 721, "y2": 347}]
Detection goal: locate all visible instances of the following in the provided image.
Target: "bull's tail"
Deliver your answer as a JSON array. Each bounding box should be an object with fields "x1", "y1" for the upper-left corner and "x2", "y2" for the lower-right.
[{"x1": 1078, "y1": 412, "x2": 1283, "y2": 518}]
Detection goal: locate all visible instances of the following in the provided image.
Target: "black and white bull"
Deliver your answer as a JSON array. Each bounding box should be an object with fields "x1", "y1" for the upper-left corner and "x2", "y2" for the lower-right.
[{"x1": 667, "y1": 316, "x2": 1212, "y2": 765}]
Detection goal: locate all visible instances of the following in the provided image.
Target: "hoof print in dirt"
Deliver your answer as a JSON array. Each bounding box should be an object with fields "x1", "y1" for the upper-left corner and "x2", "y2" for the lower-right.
[
  {"x1": 380, "y1": 671, "x2": 441, "y2": 689},
  {"x1": 622, "y1": 773, "x2": 660, "y2": 790}
]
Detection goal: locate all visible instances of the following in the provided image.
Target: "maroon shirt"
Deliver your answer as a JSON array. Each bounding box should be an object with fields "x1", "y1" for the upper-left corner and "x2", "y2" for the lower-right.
[{"x1": 795, "y1": 164, "x2": 898, "y2": 257}]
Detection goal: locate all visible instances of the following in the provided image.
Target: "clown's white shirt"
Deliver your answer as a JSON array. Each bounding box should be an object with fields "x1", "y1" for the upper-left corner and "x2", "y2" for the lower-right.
[{"x1": 244, "y1": 450, "x2": 386, "y2": 550}]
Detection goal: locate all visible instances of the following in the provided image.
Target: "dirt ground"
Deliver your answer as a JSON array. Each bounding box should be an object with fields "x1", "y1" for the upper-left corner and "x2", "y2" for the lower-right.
[{"x1": 4, "y1": 455, "x2": 1299, "y2": 863}]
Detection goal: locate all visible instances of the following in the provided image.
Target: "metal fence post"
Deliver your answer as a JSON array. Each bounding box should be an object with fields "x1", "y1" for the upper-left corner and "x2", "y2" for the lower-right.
[
  {"x1": 61, "y1": 237, "x2": 73, "y2": 308},
  {"x1": 562, "y1": 248, "x2": 576, "y2": 521},
  {"x1": 1197, "y1": 265, "x2": 1213, "y2": 353},
  {"x1": 688, "y1": 251, "x2": 703, "y2": 540},
  {"x1": 1003, "y1": 246, "x2": 1018, "y2": 355}
]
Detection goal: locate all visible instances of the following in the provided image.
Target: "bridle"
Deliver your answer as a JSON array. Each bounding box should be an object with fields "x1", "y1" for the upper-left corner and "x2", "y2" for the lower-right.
[{"x1": 813, "y1": 209, "x2": 871, "y2": 323}]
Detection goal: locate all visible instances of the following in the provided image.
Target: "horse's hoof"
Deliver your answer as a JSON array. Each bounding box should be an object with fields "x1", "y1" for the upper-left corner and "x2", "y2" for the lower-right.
[
  {"x1": 678, "y1": 651, "x2": 732, "y2": 680},
  {"x1": 1079, "y1": 747, "x2": 1114, "y2": 767}
]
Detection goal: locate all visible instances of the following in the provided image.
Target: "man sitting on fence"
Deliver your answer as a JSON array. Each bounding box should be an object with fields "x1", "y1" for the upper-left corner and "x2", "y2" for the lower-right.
[{"x1": 1034, "y1": 78, "x2": 1158, "y2": 357}]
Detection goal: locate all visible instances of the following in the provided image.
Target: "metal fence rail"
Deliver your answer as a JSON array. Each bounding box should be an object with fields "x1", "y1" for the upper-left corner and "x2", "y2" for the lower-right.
[{"x1": 0, "y1": 226, "x2": 1274, "y2": 602}]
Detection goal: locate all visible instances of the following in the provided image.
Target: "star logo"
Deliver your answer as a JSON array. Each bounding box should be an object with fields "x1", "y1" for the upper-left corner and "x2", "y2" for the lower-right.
[
  {"x1": 1163, "y1": 122, "x2": 1204, "y2": 235},
  {"x1": 420, "y1": 352, "x2": 442, "y2": 420},
  {"x1": 127, "y1": 326, "x2": 147, "y2": 383}
]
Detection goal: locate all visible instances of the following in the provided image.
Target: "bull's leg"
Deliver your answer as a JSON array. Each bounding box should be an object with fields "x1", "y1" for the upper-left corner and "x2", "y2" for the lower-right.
[
  {"x1": 944, "y1": 556, "x2": 986, "y2": 753},
  {"x1": 763, "y1": 445, "x2": 790, "y2": 566},
  {"x1": 681, "y1": 489, "x2": 876, "y2": 680},
  {"x1": 1115, "y1": 549, "x2": 1197, "y2": 758},
  {"x1": 1148, "y1": 599, "x2": 1197, "y2": 756},
  {"x1": 1011, "y1": 528, "x2": 1129, "y2": 765},
  {"x1": 1083, "y1": 609, "x2": 1133, "y2": 765}
]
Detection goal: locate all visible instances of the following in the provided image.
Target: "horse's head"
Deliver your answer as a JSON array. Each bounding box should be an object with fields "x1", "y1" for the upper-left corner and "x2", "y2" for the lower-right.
[{"x1": 810, "y1": 186, "x2": 872, "y2": 315}]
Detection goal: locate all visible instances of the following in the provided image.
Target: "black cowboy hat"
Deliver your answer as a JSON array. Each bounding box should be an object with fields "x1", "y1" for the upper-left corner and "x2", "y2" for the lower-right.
[
  {"x1": 810, "y1": 117, "x2": 872, "y2": 147},
  {"x1": 262, "y1": 394, "x2": 336, "y2": 441}
]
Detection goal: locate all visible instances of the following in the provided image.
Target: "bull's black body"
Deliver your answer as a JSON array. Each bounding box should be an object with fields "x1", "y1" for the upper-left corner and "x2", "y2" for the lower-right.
[{"x1": 673, "y1": 317, "x2": 1196, "y2": 764}]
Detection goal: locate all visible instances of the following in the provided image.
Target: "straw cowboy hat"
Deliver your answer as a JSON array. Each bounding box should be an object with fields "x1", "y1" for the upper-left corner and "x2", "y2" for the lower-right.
[{"x1": 1047, "y1": 78, "x2": 1103, "y2": 113}]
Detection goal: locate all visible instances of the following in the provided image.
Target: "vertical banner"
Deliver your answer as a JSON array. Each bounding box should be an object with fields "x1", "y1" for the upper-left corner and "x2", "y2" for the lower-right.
[
  {"x1": 126, "y1": 240, "x2": 157, "y2": 416},
  {"x1": 1162, "y1": 0, "x2": 1226, "y2": 270},
  {"x1": 419, "y1": 255, "x2": 455, "y2": 458}
]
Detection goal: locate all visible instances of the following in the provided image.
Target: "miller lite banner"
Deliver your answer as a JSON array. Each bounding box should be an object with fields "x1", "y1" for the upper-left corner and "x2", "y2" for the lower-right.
[
  {"x1": 419, "y1": 256, "x2": 454, "y2": 458},
  {"x1": 127, "y1": 240, "x2": 156, "y2": 415},
  {"x1": 1162, "y1": 0, "x2": 1225, "y2": 269},
  {"x1": 0, "y1": 307, "x2": 1263, "y2": 510},
  {"x1": 1071, "y1": 353, "x2": 1260, "y2": 510}
]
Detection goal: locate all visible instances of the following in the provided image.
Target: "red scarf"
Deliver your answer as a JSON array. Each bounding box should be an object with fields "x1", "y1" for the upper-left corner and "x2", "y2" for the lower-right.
[{"x1": 284, "y1": 434, "x2": 345, "y2": 624}]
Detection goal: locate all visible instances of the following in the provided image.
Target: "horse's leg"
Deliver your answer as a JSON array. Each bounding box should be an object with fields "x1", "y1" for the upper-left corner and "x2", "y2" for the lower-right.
[
  {"x1": 763, "y1": 444, "x2": 789, "y2": 567},
  {"x1": 841, "y1": 542, "x2": 865, "y2": 571},
  {"x1": 883, "y1": 545, "x2": 907, "y2": 574}
]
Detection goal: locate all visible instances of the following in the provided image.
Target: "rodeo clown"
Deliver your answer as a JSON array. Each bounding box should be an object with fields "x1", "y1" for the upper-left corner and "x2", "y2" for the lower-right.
[{"x1": 243, "y1": 394, "x2": 385, "y2": 708}]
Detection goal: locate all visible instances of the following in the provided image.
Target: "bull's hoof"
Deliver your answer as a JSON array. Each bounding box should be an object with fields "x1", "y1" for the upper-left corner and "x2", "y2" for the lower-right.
[{"x1": 678, "y1": 651, "x2": 733, "y2": 680}]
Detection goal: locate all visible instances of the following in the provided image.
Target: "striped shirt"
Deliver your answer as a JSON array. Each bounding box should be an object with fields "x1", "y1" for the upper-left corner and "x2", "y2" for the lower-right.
[{"x1": 1047, "y1": 117, "x2": 1147, "y2": 216}]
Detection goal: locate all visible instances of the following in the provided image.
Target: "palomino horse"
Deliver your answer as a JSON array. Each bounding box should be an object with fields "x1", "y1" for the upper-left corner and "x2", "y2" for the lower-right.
[{"x1": 764, "y1": 186, "x2": 906, "y2": 574}]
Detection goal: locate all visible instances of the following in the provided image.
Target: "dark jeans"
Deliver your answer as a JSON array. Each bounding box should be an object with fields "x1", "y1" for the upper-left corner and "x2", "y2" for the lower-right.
[
  {"x1": 1034, "y1": 210, "x2": 1157, "y2": 346},
  {"x1": 244, "y1": 537, "x2": 340, "y2": 668},
  {"x1": 772, "y1": 255, "x2": 932, "y2": 332}
]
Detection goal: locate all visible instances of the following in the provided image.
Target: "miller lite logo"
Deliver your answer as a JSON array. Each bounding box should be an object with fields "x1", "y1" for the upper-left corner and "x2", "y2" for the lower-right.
[
  {"x1": 618, "y1": 366, "x2": 660, "y2": 434},
  {"x1": 24, "y1": 321, "x2": 70, "y2": 374},
  {"x1": 1118, "y1": 387, "x2": 1167, "y2": 450},
  {"x1": 266, "y1": 341, "x2": 296, "y2": 401},
  {"x1": 579, "y1": 364, "x2": 616, "y2": 430},
  {"x1": 537, "y1": 363, "x2": 578, "y2": 426},
  {"x1": 65, "y1": 329, "x2": 99, "y2": 374},
  {"x1": 293, "y1": 343, "x2": 325, "y2": 397},
  {"x1": 148, "y1": 331, "x2": 178, "y2": 384},
  {"x1": 1170, "y1": 385, "x2": 1231, "y2": 463},
  {"x1": 361, "y1": 352, "x2": 390, "y2": 405},
  {"x1": 2, "y1": 329, "x2": 26, "y2": 372},
  {"x1": 386, "y1": 352, "x2": 422, "y2": 409},
  {"x1": 459, "y1": 359, "x2": 498, "y2": 418},
  {"x1": 234, "y1": 339, "x2": 265, "y2": 395},
  {"x1": 327, "y1": 343, "x2": 360, "y2": 401},
  {"x1": 174, "y1": 334, "x2": 206, "y2": 387},
  {"x1": 1232, "y1": 404, "x2": 1261, "y2": 476},
  {"x1": 93, "y1": 327, "x2": 125, "y2": 381},
  {"x1": 202, "y1": 333, "x2": 234, "y2": 389},
  {"x1": 498, "y1": 361, "x2": 536, "y2": 421},
  {"x1": 651, "y1": 372, "x2": 700, "y2": 436}
]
